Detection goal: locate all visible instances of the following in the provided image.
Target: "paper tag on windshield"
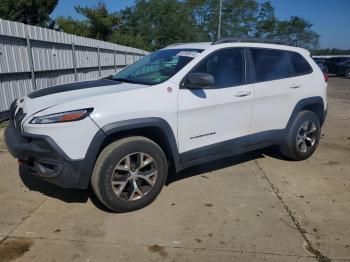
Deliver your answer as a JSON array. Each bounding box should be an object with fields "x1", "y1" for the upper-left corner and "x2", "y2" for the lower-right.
[{"x1": 176, "y1": 51, "x2": 199, "y2": 58}]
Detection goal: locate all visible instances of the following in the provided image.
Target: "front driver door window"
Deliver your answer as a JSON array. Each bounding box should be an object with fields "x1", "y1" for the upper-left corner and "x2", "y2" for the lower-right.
[{"x1": 191, "y1": 48, "x2": 245, "y2": 87}]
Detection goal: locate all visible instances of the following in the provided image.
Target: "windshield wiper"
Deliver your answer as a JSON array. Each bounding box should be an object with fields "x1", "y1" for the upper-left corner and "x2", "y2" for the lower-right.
[
  {"x1": 112, "y1": 77, "x2": 138, "y2": 84},
  {"x1": 112, "y1": 77, "x2": 152, "y2": 85}
]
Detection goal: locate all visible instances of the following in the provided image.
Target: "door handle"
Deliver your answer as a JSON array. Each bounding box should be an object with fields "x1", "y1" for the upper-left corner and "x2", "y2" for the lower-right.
[
  {"x1": 290, "y1": 85, "x2": 301, "y2": 89},
  {"x1": 234, "y1": 91, "x2": 252, "y2": 97}
]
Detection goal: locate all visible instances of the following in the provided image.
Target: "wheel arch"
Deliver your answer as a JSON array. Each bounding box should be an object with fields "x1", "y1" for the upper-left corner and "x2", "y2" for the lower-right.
[
  {"x1": 77, "y1": 117, "x2": 179, "y2": 188},
  {"x1": 286, "y1": 96, "x2": 326, "y2": 130}
]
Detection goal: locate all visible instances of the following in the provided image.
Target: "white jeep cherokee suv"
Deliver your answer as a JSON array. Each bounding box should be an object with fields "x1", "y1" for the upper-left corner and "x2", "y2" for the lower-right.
[{"x1": 5, "y1": 39, "x2": 327, "y2": 212}]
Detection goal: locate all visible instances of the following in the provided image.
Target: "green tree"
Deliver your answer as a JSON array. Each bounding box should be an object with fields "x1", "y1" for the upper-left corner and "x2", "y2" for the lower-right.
[
  {"x1": 55, "y1": 16, "x2": 90, "y2": 37},
  {"x1": 109, "y1": 31, "x2": 148, "y2": 50},
  {"x1": 56, "y1": 2, "x2": 119, "y2": 41},
  {"x1": 54, "y1": 0, "x2": 320, "y2": 51},
  {"x1": 311, "y1": 48, "x2": 350, "y2": 56},
  {"x1": 254, "y1": 1, "x2": 277, "y2": 39},
  {"x1": 222, "y1": 0, "x2": 259, "y2": 38},
  {"x1": 185, "y1": 0, "x2": 218, "y2": 40},
  {"x1": 276, "y1": 16, "x2": 319, "y2": 49},
  {"x1": 118, "y1": 0, "x2": 200, "y2": 50},
  {"x1": 0, "y1": 0, "x2": 58, "y2": 26}
]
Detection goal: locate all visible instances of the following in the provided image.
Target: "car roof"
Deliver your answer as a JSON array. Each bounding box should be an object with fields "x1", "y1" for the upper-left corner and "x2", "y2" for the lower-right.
[
  {"x1": 163, "y1": 42, "x2": 212, "y2": 50},
  {"x1": 163, "y1": 41, "x2": 309, "y2": 56}
]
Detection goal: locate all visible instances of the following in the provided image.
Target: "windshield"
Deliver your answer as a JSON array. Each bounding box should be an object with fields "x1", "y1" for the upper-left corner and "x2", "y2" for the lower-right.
[{"x1": 111, "y1": 48, "x2": 203, "y2": 85}]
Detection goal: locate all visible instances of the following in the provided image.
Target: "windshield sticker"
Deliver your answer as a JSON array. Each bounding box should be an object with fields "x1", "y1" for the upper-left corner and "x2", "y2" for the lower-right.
[{"x1": 176, "y1": 51, "x2": 199, "y2": 58}]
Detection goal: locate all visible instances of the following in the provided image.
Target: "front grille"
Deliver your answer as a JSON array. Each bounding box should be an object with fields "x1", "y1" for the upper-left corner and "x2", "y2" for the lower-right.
[
  {"x1": 9, "y1": 100, "x2": 18, "y2": 121},
  {"x1": 9, "y1": 100, "x2": 26, "y2": 133},
  {"x1": 14, "y1": 108, "x2": 26, "y2": 133}
]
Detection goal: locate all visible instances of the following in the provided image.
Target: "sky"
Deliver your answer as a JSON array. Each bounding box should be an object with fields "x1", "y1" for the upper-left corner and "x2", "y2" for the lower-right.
[{"x1": 51, "y1": 0, "x2": 350, "y2": 49}]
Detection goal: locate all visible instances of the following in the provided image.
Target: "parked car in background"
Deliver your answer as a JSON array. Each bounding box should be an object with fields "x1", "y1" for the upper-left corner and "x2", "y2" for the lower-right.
[
  {"x1": 316, "y1": 62, "x2": 328, "y2": 73},
  {"x1": 313, "y1": 58, "x2": 326, "y2": 64},
  {"x1": 324, "y1": 57, "x2": 350, "y2": 74},
  {"x1": 312, "y1": 58, "x2": 328, "y2": 72},
  {"x1": 333, "y1": 60, "x2": 350, "y2": 78}
]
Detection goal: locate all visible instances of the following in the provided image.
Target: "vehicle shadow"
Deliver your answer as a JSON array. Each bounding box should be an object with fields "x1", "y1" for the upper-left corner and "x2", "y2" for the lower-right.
[
  {"x1": 166, "y1": 146, "x2": 288, "y2": 185},
  {"x1": 19, "y1": 164, "x2": 114, "y2": 212},
  {"x1": 166, "y1": 150, "x2": 263, "y2": 185},
  {"x1": 19, "y1": 165, "x2": 90, "y2": 203},
  {"x1": 18, "y1": 147, "x2": 286, "y2": 212}
]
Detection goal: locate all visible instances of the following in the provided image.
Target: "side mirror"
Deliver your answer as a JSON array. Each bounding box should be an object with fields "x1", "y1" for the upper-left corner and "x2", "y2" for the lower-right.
[{"x1": 184, "y1": 72, "x2": 215, "y2": 89}]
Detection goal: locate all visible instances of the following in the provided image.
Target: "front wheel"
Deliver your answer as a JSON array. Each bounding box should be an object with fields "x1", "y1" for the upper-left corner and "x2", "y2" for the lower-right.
[
  {"x1": 91, "y1": 136, "x2": 168, "y2": 212},
  {"x1": 280, "y1": 111, "x2": 321, "y2": 160}
]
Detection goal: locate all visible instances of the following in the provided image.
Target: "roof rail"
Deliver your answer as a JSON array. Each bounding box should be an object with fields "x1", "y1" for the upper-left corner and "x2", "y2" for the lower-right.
[
  {"x1": 166, "y1": 42, "x2": 189, "y2": 47},
  {"x1": 212, "y1": 37, "x2": 293, "y2": 46}
]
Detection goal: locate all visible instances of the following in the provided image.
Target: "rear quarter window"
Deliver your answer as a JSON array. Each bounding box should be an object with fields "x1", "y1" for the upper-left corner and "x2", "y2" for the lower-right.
[{"x1": 288, "y1": 52, "x2": 313, "y2": 76}]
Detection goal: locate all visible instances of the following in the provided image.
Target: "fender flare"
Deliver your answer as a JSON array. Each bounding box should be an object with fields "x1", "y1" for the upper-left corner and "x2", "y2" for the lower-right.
[
  {"x1": 76, "y1": 117, "x2": 179, "y2": 187},
  {"x1": 285, "y1": 96, "x2": 326, "y2": 130}
]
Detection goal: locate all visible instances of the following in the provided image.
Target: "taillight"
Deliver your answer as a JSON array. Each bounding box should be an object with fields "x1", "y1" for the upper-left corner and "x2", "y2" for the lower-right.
[{"x1": 323, "y1": 72, "x2": 328, "y2": 82}]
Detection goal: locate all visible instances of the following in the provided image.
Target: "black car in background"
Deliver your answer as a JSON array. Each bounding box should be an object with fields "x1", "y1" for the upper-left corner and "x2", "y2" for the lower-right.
[
  {"x1": 312, "y1": 57, "x2": 328, "y2": 72},
  {"x1": 324, "y1": 57, "x2": 350, "y2": 74},
  {"x1": 316, "y1": 62, "x2": 328, "y2": 72},
  {"x1": 313, "y1": 58, "x2": 326, "y2": 64},
  {"x1": 333, "y1": 60, "x2": 350, "y2": 78}
]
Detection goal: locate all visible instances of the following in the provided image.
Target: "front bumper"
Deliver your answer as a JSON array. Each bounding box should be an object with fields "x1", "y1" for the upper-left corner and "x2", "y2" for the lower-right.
[{"x1": 4, "y1": 123, "x2": 86, "y2": 189}]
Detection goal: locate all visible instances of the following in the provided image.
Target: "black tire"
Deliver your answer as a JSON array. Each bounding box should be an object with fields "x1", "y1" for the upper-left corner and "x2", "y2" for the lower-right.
[
  {"x1": 91, "y1": 136, "x2": 168, "y2": 212},
  {"x1": 280, "y1": 111, "x2": 321, "y2": 161},
  {"x1": 345, "y1": 69, "x2": 350, "y2": 79}
]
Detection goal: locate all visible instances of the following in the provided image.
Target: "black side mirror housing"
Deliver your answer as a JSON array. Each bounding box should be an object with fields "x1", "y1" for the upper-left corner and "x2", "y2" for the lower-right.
[{"x1": 184, "y1": 72, "x2": 215, "y2": 89}]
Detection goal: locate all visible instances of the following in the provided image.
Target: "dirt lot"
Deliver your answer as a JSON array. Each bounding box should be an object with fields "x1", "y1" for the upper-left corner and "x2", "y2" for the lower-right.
[{"x1": 0, "y1": 77, "x2": 349, "y2": 262}]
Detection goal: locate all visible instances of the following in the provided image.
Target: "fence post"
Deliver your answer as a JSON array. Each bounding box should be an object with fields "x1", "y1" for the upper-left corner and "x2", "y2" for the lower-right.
[
  {"x1": 26, "y1": 34, "x2": 37, "y2": 90},
  {"x1": 72, "y1": 43, "x2": 77, "y2": 81},
  {"x1": 133, "y1": 52, "x2": 136, "y2": 63},
  {"x1": 97, "y1": 46, "x2": 101, "y2": 77},
  {"x1": 124, "y1": 51, "x2": 128, "y2": 67},
  {"x1": 114, "y1": 50, "x2": 116, "y2": 72}
]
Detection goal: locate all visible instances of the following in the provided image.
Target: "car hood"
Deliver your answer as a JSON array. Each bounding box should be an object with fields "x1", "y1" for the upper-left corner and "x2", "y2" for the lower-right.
[{"x1": 19, "y1": 79, "x2": 148, "y2": 117}]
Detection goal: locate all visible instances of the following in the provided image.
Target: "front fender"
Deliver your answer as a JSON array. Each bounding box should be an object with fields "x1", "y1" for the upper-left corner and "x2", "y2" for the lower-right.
[{"x1": 77, "y1": 117, "x2": 180, "y2": 188}]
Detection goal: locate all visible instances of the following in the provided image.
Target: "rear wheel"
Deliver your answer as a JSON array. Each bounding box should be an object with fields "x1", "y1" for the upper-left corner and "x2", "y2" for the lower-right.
[
  {"x1": 280, "y1": 111, "x2": 321, "y2": 160},
  {"x1": 91, "y1": 136, "x2": 168, "y2": 212}
]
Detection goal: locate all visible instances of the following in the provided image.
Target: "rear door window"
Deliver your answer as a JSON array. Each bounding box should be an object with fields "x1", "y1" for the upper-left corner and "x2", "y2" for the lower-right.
[{"x1": 250, "y1": 48, "x2": 290, "y2": 82}]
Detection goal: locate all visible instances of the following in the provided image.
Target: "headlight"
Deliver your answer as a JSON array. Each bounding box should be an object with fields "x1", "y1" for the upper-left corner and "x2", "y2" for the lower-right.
[{"x1": 30, "y1": 108, "x2": 93, "y2": 124}]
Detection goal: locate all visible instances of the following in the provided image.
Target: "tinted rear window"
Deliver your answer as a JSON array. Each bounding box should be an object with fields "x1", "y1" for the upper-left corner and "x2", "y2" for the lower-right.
[
  {"x1": 251, "y1": 48, "x2": 290, "y2": 82},
  {"x1": 289, "y1": 52, "x2": 312, "y2": 75}
]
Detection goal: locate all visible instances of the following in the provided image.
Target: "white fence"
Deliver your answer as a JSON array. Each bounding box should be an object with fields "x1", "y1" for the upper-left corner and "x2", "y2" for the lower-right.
[{"x1": 0, "y1": 19, "x2": 148, "y2": 120}]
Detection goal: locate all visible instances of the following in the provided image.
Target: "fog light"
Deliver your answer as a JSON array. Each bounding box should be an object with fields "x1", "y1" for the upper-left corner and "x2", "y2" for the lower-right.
[{"x1": 32, "y1": 161, "x2": 61, "y2": 178}]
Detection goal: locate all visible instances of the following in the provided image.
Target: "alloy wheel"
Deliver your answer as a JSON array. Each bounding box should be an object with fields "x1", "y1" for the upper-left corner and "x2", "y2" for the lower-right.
[
  {"x1": 111, "y1": 152, "x2": 158, "y2": 201},
  {"x1": 296, "y1": 121, "x2": 317, "y2": 153}
]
